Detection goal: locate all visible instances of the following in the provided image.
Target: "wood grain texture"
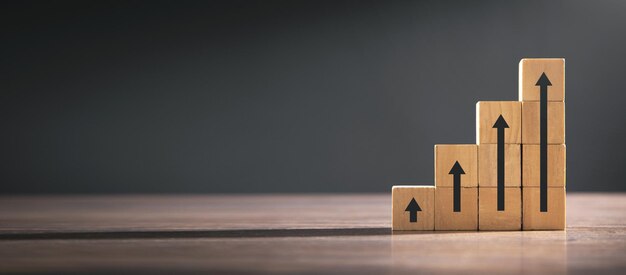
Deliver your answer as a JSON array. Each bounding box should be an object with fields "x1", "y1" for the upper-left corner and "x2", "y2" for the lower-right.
[
  {"x1": 521, "y1": 101, "x2": 565, "y2": 144},
  {"x1": 392, "y1": 186, "x2": 435, "y2": 230},
  {"x1": 478, "y1": 144, "x2": 521, "y2": 187},
  {"x1": 522, "y1": 144, "x2": 566, "y2": 187},
  {"x1": 434, "y1": 144, "x2": 477, "y2": 187},
  {"x1": 0, "y1": 193, "x2": 625, "y2": 274},
  {"x1": 479, "y1": 187, "x2": 521, "y2": 230},
  {"x1": 519, "y1": 58, "x2": 565, "y2": 102},
  {"x1": 476, "y1": 101, "x2": 521, "y2": 144},
  {"x1": 434, "y1": 187, "x2": 478, "y2": 230},
  {"x1": 523, "y1": 187, "x2": 566, "y2": 230}
]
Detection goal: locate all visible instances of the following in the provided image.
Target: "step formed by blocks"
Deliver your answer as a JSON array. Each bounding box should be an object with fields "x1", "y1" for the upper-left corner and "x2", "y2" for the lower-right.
[
  {"x1": 522, "y1": 144, "x2": 566, "y2": 187},
  {"x1": 478, "y1": 144, "x2": 521, "y2": 187},
  {"x1": 521, "y1": 101, "x2": 565, "y2": 144},
  {"x1": 478, "y1": 187, "x2": 521, "y2": 230},
  {"x1": 476, "y1": 101, "x2": 521, "y2": 144},
  {"x1": 519, "y1": 58, "x2": 565, "y2": 102},
  {"x1": 434, "y1": 145, "x2": 477, "y2": 187},
  {"x1": 435, "y1": 187, "x2": 478, "y2": 230},
  {"x1": 392, "y1": 186, "x2": 435, "y2": 230},
  {"x1": 390, "y1": 58, "x2": 566, "y2": 231},
  {"x1": 522, "y1": 187, "x2": 566, "y2": 230}
]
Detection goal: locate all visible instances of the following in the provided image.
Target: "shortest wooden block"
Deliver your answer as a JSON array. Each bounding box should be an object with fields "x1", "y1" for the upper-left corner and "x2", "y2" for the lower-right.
[
  {"x1": 392, "y1": 186, "x2": 435, "y2": 230},
  {"x1": 435, "y1": 187, "x2": 478, "y2": 230},
  {"x1": 522, "y1": 144, "x2": 566, "y2": 187},
  {"x1": 479, "y1": 187, "x2": 521, "y2": 231},
  {"x1": 523, "y1": 187, "x2": 566, "y2": 230}
]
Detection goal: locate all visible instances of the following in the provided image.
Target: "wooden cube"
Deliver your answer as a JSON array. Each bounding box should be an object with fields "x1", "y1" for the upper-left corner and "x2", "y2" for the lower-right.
[
  {"x1": 392, "y1": 186, "x2": 435, "y2": 230},
  {"x1": 522, "y1": 144, "x2": 566, "y2": 187},
  {"x1": 478, "y1": 144, "x2": 521, "y2": 187},
  {"x1": 434, "y1": 187, "x2": 478, "y2": 230},
  {"x1": 434, "y1": 145, "x2": 477, "y2": 187},
  {"x1": 478, "y1": 187, "x2": 521, "y2": 230},
  {"x1": 519, "y1": 58, "x2": 565, "y2": 102},
  {"x1": 521, "y1": 102, "x2": 565, "y2": 144},
  {"x1": 476, "y1": 101, "x2": 521, "y2": 144},
  {"x1": 522, "y1": 187, "x2": 566, "y2": 230}
]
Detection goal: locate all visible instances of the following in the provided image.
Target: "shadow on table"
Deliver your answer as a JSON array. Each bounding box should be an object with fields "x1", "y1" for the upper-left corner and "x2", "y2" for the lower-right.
[
  {"x1": 0, "y1": 227, "x2": 396, "y2": 240},
  {"x1": 0, "y1": 227, "x2": 530, "y2": 240}
]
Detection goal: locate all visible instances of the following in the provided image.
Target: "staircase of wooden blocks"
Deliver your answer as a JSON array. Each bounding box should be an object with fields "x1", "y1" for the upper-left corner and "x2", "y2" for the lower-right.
[{"x1": 392, "y1": 58, "x2": 566, "y2": 231}]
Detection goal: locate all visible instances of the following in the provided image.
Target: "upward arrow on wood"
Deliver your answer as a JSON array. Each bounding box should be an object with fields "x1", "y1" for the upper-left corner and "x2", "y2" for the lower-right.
[
  {"x1": 536, "y1": 72, "x2": 552, "y2": 212},
  {"x1": 405, "y1": 198, "x2": 422, "y2": 223},
  {"x1": 493, "y1": 115, "x2": 509, "y2": 211},
  {"x1": 449, "y1": 161, "x2": 465, "y2": 212}
]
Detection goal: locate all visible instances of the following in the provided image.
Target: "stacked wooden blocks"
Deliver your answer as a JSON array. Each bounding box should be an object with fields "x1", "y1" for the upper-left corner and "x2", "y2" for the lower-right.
[{"x1": 392, "y1": 58, "x2": 566, "y2": 231}]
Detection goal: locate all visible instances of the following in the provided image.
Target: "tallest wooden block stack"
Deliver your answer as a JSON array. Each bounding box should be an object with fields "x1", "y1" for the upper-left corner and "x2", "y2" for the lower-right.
[
  {"x1": 391, "y1": 58, "x2": 566, "y2": 231},
  {"x1": 520, "y1": 58, "x2": 566, "y2": 230}
]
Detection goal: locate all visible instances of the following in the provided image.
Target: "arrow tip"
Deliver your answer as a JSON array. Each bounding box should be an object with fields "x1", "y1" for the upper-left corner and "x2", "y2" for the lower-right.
[
  {"x1": 535, "y1": 72, "x2": 552, "y2": 86},
  {"x1": 492, "y1": 115, "x2": 510, "y2": 128},
  {"x1": 405, "y1": 198, "x2": 422, "y2": 211},
  {"x1": 448, "y1": 161, "x2": 465, "y2": 175}
]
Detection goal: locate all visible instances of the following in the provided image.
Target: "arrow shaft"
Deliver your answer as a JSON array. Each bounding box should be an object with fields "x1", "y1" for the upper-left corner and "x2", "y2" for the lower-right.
[
  {"x1": 497, "y1": 127, "x2": 505, "y2": 211},
  {"x1": 453, "y1": 173, "x2": 461, "y2": 212},
  {"x1": 540, "y1": 85, "x2": 548, "y2": 212},
  {"x1": 409, "y1": 211, "x2": 417, "y2": 222}
]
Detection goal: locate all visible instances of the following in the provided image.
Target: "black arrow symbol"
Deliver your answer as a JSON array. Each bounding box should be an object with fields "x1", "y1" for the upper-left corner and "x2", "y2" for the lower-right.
[
  {"x1": 493, "y1": 115, "x2": 509, "y2": 211},
  {"x1": 449, "y1": 161, "x2": 465, "y2": 212},
  {"x1": 536, "y1": 72, "x2": 552, "y2": 212},
  {"x1": 405, "y1": 198, "x2": 422, "y2": 222}
]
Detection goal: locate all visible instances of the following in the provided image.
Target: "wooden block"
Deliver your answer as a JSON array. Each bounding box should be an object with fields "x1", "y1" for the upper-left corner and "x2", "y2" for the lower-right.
[
  {"x1": 434, "y1": 187, "x2": 478, "y2": 230},
  {"x1": 434, "y1": 145, "x2": 477, "y2": 187},
  {"x1": 478, "y1": 144, "x2": 521, "y2": 187},
  {"x1": 392, "y1": 186, "x2": 435, "y2": 230},
  {"x1": 522, "y1": 144, "x2": 566, "y2": 187},
  {"x1": 519, "y1": 58, "x2": 565, "y2": 102},
  {"x1": 522, "y1": 187, "x2": 566, "y2": 230},
  {"x1": 521, "y1": 101, "x2": 565, "y2": 144},
  {"x1": 478, "y1": 187, "x2": 521, "y2": 230},
  {"x1": 476, "y1": 101, "x2": 521, "y2": 144}
]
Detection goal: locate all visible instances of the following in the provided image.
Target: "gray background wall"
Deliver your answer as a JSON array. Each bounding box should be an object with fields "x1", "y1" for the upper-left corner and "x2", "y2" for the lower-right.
[{"x1": 1, "y1": 0, "x2": 625, "y2": 193}]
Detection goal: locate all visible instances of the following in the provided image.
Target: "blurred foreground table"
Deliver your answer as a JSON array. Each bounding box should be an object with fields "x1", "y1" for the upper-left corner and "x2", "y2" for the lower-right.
[{"x1": 0, "y1": 193, "x2": 625, "y2": 274}]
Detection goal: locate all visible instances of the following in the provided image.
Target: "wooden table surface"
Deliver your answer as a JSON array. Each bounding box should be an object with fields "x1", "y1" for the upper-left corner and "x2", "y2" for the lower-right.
[{"x1": 1, "y1": 193, "x2": 625, "y2": 274}]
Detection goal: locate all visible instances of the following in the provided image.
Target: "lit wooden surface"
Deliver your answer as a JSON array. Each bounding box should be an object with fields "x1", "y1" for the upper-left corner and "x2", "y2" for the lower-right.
[
  {"x1": 521, "y1": 101, "x2": 566, "y2": 144},
  {"x1": 523, "y1": 187, "x2": 567, "y2": 230},
  {"x1": 392, "y1": 186, "x2": 435, "y2": 230},
  {"x1": 522, "y1": 144, "x2": 566, "y2": 187},
  {"x1": 434, "y1": 187, "x2": 478, "y2": 230},
  {"x1": 479, "y1": 144, "x2": 521, "y2": 187},
  {"x1": 475, "y1": 101, "x2": 521, "y2": 144},
  {"x1": 434, "y1": 144, "x2": 478, "y2": 187},
  {"x1": 518, "y1": 58, "x2": 565, "y2": 102},
  {"x1": 0, "y1": 193, "x2": 625, "y2": 274},
  {"x1": 479, "y1": 187, "x2": 521, "y2": 230}
]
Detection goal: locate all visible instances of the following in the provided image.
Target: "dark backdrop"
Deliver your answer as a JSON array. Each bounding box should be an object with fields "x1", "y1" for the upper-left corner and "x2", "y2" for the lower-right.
[{"x1": 2, "y1": 0, "x2": 625, "y2": 193}]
